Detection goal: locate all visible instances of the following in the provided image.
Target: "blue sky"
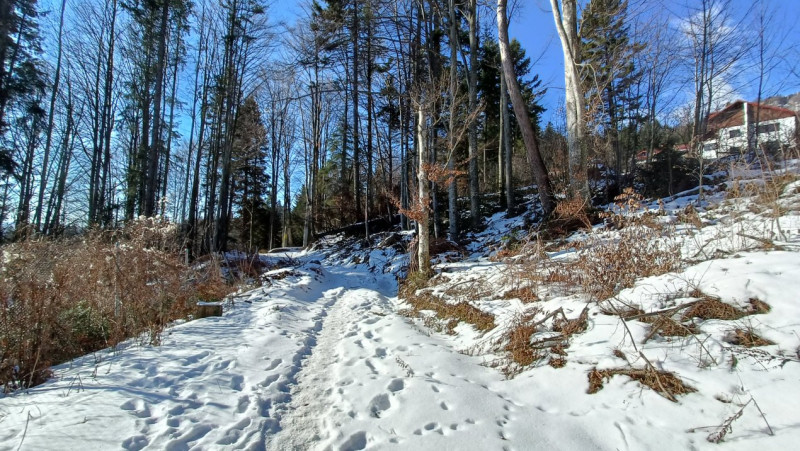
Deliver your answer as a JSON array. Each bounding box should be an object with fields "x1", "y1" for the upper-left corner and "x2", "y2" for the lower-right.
[
  {"x1": 272, "y1": 0, "x2": 800, "y2": 125},
  {"x1": 511, "y1": 0, "x2": 800, "y2": 124}
]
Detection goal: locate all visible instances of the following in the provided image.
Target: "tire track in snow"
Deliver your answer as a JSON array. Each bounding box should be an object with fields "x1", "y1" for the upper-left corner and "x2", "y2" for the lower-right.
[
  {"x1": 267, "y1": 288, "x2": 351, "y2": 450},
  {"x1": 268, "y1": 271, "x2": 397, "y2": 450}
]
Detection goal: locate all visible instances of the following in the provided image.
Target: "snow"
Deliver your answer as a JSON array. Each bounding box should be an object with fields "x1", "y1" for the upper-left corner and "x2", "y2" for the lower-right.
[{"x1": 2, "y1": 176, "x2": 800, "y2": 450}]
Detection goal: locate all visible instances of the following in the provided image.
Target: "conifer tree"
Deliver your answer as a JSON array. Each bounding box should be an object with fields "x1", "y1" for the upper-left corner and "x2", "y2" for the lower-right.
[{"x1": 581, "y1": 0, "x2": 642, "y2": 193}]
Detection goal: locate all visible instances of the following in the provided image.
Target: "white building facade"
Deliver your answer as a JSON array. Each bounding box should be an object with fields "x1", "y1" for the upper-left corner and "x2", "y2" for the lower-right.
[{"x1": 701, "y1": 101, "x2": 797, "y2": 159}]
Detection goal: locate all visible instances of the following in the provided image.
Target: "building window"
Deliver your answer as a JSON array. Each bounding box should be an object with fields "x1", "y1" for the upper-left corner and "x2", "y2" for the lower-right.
[
  {"x1": 729, "y1": 146, "x2": 741, "y2": 154},
  {"x1": 757, "y1": 123, "x2": 780, "y2": 133},
  {"x1": 704, "y1": 142, "x2": 718, "y2": 151},
  {"x1": 729, "y1": 129, "x2": 742, "y2": 138}
]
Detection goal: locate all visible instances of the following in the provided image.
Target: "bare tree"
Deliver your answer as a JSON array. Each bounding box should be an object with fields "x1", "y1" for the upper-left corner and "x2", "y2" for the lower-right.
[
  {"x1": 498, "y1": 0, "x2": 555, "y2": 215},
  {"x1": 550, "y1": 0, "x2": 588, "y2": 200}
]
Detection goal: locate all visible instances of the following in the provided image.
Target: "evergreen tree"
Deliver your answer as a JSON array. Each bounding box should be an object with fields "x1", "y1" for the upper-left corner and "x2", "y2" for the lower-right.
[
  {"x1": 580, "y1": 0, "x2": 642, "y2": 194},
  {"x1": 478, "y1": 38, "x2": 546, "y2": 189},
  {"x1": 0, "y1": 0, "x2": 44, "y2": 174},
  {"x1": 231, "y1": 96, "x2": 270, "y2": 251}
]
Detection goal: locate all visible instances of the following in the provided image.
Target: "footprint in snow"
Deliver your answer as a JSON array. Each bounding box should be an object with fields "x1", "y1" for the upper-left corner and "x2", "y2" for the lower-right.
[
  {"x1": 368, "y1": 394, "x2": 391, "y2": 417},
  {"x1": 387, "y1": 378, "x2": 404, "y2": 393},
  {"x1": 121, "y1": 434, "x2": 149, "y2": 451},
  {"x1": 340, "y1": 431, "x2": 367, "y2": 451},
  {"x1": 230, "y1": 374, "x2": 244, "y2": 391},
  {"x1": 236, "y1": 395, "x2": 250, "y2": 413}
]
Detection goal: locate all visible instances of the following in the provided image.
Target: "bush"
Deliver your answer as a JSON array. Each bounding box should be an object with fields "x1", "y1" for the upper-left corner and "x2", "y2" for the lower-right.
[{"x1": 0, "y1": 218, "x2": 232, "y2": 391}]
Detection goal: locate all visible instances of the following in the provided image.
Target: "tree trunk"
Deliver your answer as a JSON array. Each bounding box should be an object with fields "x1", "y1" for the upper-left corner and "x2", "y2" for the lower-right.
[
  {"x1": 466, "y1": 0, "x2": 480, "y2": 228},
  {"x1": 417, "y1": 104, "x2": 431, "y2": 275},
  {"x1": 352, "y1": 3, "x2": 361, "y2": 220},
  {"x1": 34, "y1": 0, "x2": 67, "y2": 232},
  {"x1": 498, "y1": 0, "x2": 555, "y2": 215},
  {"x1": 447, "y1": 0, "x2": 459, "y2": 240},
  {"x1": 501, "y1": 72, "x2": 514, "y2": 212},
  {"x1": 145, "y1": 0, "x2": 171, "y2": 216},
  {"x1": 550, "y1": 0, "x2": 588, "y2": 201}
]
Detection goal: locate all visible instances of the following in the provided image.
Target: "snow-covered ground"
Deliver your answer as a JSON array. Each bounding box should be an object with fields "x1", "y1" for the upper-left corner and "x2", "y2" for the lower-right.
[{"x1": 2, "y1": 169, "x2": 800, "y2": 450}]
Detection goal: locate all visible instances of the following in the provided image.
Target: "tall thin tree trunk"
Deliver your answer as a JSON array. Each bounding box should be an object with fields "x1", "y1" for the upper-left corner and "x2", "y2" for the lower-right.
[
  {"x1": 550, "y1": 0, "x2": 588, "y2": 200},
  {"x1": 34, "y1": 0, "x2": 66, "y2": 232},
  {"x1": 145, "y1": 0, "x2": 171, "y2": 216},
  {"x1": 446, "y1": 0, "x2": 459, "y2": 240},
  {"x1": 498, "y1": 0, "x2": 554, "y2": 215},
  {"x1": 352, "y1": 3, "x2": 361, "y2": 220},
  {"x1": 466, "y1": 0, "x2": 480, "y2": 228},
  {"x1": 500, "y1": 72, "x2": 514, "y2": 212},
  {"x1": 417, "y1": 104, "x2": 430, "y2": 275}
]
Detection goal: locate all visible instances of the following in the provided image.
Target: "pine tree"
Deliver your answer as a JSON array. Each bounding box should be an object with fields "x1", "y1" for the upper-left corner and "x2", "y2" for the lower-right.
[
  {"x1": 0, "y1": 0, "x2": 44, "y2": 175},
  {"x1": 231, "y1": 96, "x2": 269, "y2": 251},
  {"x1": 580, "y1": 0, "x2": 642, "y2": 194}
]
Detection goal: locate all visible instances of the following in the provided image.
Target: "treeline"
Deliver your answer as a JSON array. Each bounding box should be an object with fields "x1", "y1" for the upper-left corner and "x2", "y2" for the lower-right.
[{"x1": 0, "y1": 0, "x2": 785, "y2": 259}]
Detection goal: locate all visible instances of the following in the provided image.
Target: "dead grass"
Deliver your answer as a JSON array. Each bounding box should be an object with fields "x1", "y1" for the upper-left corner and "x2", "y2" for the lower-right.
[
  {"x1": 647, "y1": 317, "x2": 700, "y2": 338},
  {"x1": 747, "y1": 298, "x2": 771, "y2": 314},
  {"x1": 504, "y1": 312, "x2": 541, "y2": 367},
  {"x1": 588, "y1": 367, "x2": 696, "y2": 401},
  {"x1": 501, "y1": 286, "x2": 539, "y2": 303},
  {"x1": 399, "y1": 274, "x2": 496, "y2": 334},
  {"x1": 541, "y1": 197, "x2": 596, "y2": 240},
  {"x1": 726, "y1": 328, "x2": 775, "y2": 347},
  {"x1": 553, "y1": 307, "x2": 589, "y2": 336},
  {"x1": 681, "y1": 295, "x2": 748, "y2": 321},
  {"x1": 578, "y1": 225, "x2": 681, "y2": 300},
  {"x1": 548, "y1": 357, "x2": 567, "y2": 368},
  {"x1": 497, "y1": 306, "x2": 588, "y2": 378}
]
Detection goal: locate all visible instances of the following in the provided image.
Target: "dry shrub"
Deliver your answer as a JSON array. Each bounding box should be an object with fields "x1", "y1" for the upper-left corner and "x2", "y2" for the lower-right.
[
  {"x1": 726, "y1": 328, "x2": 774, "y2": 347},
  {"x1": 550, "y1": 343, "x2": 568, "y2": 356},
  {"x1": 578, "y1": 225, "x2": 681, "y2": 300},
  {"x1": 399, "y1": 274, "x2": 495, "y2": 333},
  {"x1": 223, "y1": 253, "x2": 271, "y2": 282},
  {"x1": 0, "y1": 219, "x2": 233, "y2": 391},
  {"x1": 548, "y1": 357, "x2": 567, "y2": 368},
  {"x1": 443, "y1": 277, "x2": 492, "y2": 302},
  {"x1": 545, "y1": 268, "x2": 572, "y2": 284},
  {"x1": 498, "y1": 307, "x2": 588, "y2": 378},
  {"x1": 587, "y1": 367, "x2": 696, "y2": 401},
  {"x1": 542, "y1": 197, "x2": 595, "y2": 239},
  {"x1": 747, "y1": 298, "x2": 771, "y2": 314},
  {"x1": 504, "y1": 312, "x2": 541, "y2": 368},
  {"x1": 502, "y1": 287, "x2": 539, "y2": 303},
  {"x1": 553, "y1": 307, "x2": 589, "y2": 336},
  {"x1": 682, "y1": 296, "x2": 747, "y2": 321},
  {"x1": 677, "y1": 204, "x2": 703, "y2": 228},
  {"x1": 647, "y1": 317, "x2": 700, "y2": 338}
]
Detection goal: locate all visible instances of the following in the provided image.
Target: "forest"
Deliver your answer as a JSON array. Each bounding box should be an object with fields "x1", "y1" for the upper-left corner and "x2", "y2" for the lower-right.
[{"x1": 0, "y1": 0, "x2": 795, "y2": 259}]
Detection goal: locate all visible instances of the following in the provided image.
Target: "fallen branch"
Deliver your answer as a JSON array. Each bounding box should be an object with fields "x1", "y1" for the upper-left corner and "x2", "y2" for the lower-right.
[
  {"x1": 626, "y1": 301, "x2": 701, "y2": 321},
  {"x1": 639, "y1": 351, "x2": 677, "y2": 402},
  {"x1": 737, "y1": 233, "x2": 785, "y2": 251}
]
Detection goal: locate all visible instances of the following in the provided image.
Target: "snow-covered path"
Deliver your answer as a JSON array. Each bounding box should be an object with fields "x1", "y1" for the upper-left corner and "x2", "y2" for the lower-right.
[
  {"x1": 0, "y1": 255, "x2": 361, "y2": 450},
  {"x1": 268, "y1": 262, "x2": 615, "y2": 450},
  {"x1": 0, "y1": 252, "x2": 605, "y2": 451},
  {"x1": 3, "y1": 243, "x2": 799, "y2": 450}
]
